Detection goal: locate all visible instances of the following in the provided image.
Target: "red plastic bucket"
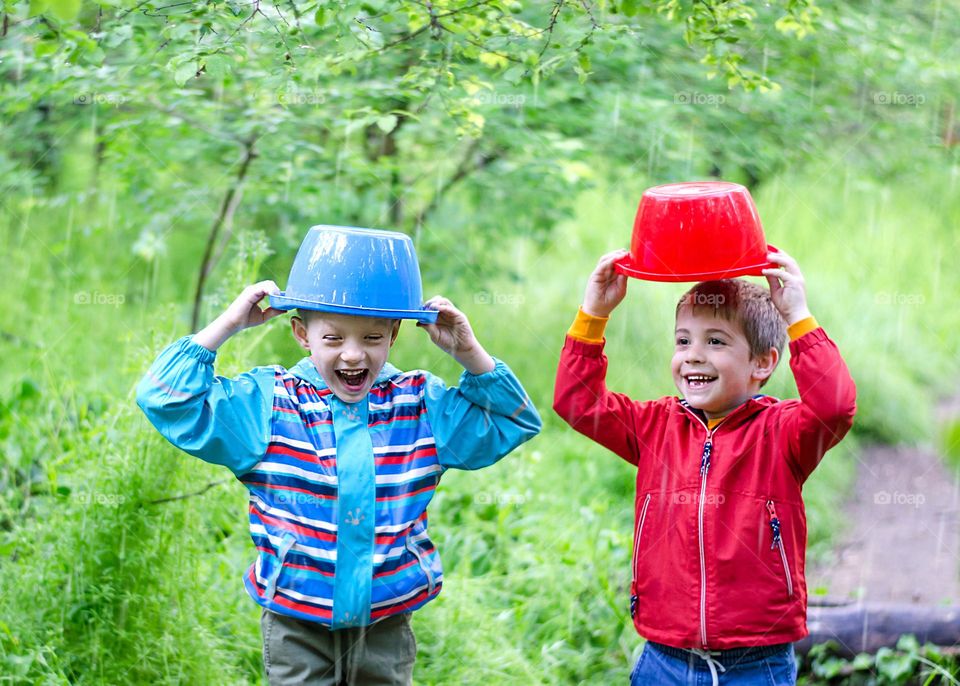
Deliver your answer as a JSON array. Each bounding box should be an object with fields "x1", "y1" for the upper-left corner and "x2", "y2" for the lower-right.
[{"x1": 615, "y1": 181, "x2": 778, "y2": 282}]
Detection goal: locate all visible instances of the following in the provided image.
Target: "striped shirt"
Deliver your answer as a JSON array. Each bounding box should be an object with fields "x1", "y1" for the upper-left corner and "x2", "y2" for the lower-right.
[{"x1": 136, "y1": 335, "x2": 541, "y2": 629}]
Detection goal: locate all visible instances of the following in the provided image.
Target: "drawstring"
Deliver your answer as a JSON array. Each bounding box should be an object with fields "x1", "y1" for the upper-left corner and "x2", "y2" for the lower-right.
[
  {"x1": 691, "y1": 648, "x2": 727, "y2": 686},
  {"x1": 333, "y1": 630, "x2": 342, "y2": 683}
]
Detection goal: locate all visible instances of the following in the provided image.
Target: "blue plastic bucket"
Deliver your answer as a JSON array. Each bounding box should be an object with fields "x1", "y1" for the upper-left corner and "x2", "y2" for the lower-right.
[{"x1": 270, "y1": 225, "x2": 438, "y2": 323}]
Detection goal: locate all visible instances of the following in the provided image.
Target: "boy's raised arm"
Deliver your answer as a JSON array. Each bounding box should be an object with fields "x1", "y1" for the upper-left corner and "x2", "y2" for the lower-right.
[
  {"x1": 763, "y1": 251, "x2": 857, "y2": 481},
  {"x1": 417, "y1": 297, "x2": 542, "y2": 470},
  {"x1": 553, "y1": 250, "x2": 648, "y2": 466},
  {"x1": 136, "y1": 281, "x2": 285, "y2": 476}
]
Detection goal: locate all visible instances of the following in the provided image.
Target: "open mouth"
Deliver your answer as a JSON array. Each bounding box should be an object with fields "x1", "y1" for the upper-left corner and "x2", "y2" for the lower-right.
[
  {"x1": 684, "y1": 374, "x2": 717, "y2": 389},
  {"x1": 335, "y1": 369, "x2": 369, "y2": 391}
]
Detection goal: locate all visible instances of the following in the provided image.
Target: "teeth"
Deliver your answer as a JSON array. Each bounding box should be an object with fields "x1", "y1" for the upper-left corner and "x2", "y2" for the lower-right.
[{"x1": 338, "y1": 370, "x2": 366, "y2": 386}]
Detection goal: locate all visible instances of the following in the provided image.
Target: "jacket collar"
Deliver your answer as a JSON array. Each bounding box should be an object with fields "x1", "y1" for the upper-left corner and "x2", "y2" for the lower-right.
[
  {"x1": 289, "y1": 357, "x2": 403, "y2": 392},
  {"x1": 676, "y1": 394, "x2": 778, "y2": 429}
]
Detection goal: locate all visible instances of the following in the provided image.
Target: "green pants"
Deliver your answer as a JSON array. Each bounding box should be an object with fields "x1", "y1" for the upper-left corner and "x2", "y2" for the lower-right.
[{"x1": 261, "y1": 609, "x2": 417, "y2": 686}]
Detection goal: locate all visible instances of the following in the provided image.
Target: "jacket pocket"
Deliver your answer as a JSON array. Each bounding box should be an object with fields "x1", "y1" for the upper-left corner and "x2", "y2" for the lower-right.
[
  {"x1": 632, "y1": 493, "x2": 652, "y2": 588},
  {"x1": 765, "y1": 500, "x2": 794, "y2": 598},
  {"x1": 406, "y1": 536, "x2": 435, "y2": 596},
  {"x1": 265, "y1": 532, "x2": 297, "y2": 601}
]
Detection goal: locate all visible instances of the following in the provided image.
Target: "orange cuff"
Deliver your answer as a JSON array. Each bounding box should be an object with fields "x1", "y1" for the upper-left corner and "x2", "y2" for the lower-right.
[
  {"x1": 568, "y1": 308, "x2": 609, "y2": 343},
  {"x1": 787, "y1": 316, "x2": 819, "y2": 341}
]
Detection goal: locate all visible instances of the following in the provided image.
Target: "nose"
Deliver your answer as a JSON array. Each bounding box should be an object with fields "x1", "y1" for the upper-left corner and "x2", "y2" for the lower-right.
[
  {"x1": 684, "y1": 341, "x2": 706, "y2": 364},
  {"x1": 340, "y1": 341, "x2": 364, "y2": 365}
]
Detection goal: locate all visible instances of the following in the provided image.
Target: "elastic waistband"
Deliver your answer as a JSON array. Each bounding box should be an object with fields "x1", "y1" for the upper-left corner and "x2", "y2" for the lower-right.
[{"x1": 649, "y1": 641, "x2": 791, "y2": 665}]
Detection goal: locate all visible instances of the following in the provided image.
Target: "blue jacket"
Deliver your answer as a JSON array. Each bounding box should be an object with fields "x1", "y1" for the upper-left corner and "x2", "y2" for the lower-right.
[{"x1": 136, "y1": 336, "x2": 541, "y2": 629}]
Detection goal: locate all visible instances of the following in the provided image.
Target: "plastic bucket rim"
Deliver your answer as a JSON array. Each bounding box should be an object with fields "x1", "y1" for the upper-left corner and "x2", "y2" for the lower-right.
[
  {"x1": 269, "y1": 293, "x2": 439, "y2": 323},
  {"x1": 614, "y1": 244, "x2": 779, "y2": 282}
]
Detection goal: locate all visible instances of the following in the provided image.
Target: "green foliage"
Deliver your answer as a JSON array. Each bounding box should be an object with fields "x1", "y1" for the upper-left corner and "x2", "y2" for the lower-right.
[{"x1": 801, "y1": 635, "x2": 960, "y2": 685}]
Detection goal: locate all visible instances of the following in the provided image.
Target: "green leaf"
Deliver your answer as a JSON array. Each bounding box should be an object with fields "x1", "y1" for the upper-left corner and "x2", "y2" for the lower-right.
[
  {"x1": 28, "y1": 0, "x2": 49, "y2": 17},
  {"x1": 34, "y1": 40, "x2": 59, "y2": 58},
  {"x1": 376, "y1": 114, "x2": 398, "y2": 133},
  {"x1": 48, "y1": 0, "x2": 81, "y2": 20},
  {"x1": 503, "y1": 66, "x2": 525, "y2": 84},
  {"x1": 203, "y1": 54, "x2": 231, "y2": 79},
  {"x1": 174, "y1": 61, "x2": 197, "y2": 86}
]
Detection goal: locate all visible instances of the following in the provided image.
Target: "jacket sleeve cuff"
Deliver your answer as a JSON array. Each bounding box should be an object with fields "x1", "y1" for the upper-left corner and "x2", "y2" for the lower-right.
[
  {"x1": 562, "y1": 334, "x2": 605, "y2": 358},
  {"x1": 567, "y1": 308, "x2": 609, "y2": 343},
  {"x1": 788, "y1": 326, "x2": 829, "y2": 354},
  {"x1": 179, "y1": 335, "x2": 217, "y2": 364},
  {"x1": 459, "y1": 358, "x2": 511, "y2": 388},
  {"x1": 787, "y1": 316, "x2": 819, "y2": 341}
]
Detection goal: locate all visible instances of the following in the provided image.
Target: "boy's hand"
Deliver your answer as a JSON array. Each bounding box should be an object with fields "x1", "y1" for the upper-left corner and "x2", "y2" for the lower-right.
[
  {"x1": 417, "y1": 296, "x2": 496, "y2": 375},
  {"x1": 582, "y1": 249, "x2": 630, "y2": 317},
  {"x1": 221, "y1": 281, "x2": 286, "y2": 332},
  {"x1": 762, "y1": 250, "x2": 812, "y2": 326},
  {"x1": 193, "y1": 281, "x2": 285, "y2": 351}
]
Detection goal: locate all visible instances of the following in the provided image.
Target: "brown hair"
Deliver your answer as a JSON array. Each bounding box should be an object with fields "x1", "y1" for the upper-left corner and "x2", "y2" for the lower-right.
[{"x1": 676, "y1": 279, "x2": 787, "y2": 377}]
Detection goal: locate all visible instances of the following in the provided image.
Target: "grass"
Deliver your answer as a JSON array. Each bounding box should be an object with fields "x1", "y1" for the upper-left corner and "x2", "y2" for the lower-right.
[{"x1": 1, "y1": 153, "x2": 957, "y2": 683}]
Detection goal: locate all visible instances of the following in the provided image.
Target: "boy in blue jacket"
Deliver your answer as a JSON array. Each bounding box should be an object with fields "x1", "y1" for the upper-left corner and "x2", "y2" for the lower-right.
[{"x1": 136, "y1": 279, "x2": 541, "y2": 685}]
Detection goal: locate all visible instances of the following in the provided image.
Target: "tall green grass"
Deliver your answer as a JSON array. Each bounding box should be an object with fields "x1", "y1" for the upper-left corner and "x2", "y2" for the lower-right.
[{"x1": 1, "y1": 155, "x2": 957, "y2": 683}]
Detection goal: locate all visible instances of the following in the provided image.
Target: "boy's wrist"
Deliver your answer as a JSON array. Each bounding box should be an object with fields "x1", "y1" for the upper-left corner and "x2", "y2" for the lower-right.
[
  {"x1": 784, "y1": 307, "x2": 813, "y2": 327},
  {"x1": 193, "y1": 315, "x2": 241, "y2": 351},
  {"x1": 581, "y1": 301, "x2": 613, "y2": 318},
  {"x1": 455, "y1": 344, "x2": 496, "y2": 375}
]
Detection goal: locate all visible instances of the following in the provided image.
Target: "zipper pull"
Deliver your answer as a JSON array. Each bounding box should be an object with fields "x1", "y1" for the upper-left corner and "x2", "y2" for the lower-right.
[
  {"x1": 766, "y1": 500, "x2": 781, "y2": 550},
  {"x1": 699, "y1": 439, "x2": 713, "y2": 476}
]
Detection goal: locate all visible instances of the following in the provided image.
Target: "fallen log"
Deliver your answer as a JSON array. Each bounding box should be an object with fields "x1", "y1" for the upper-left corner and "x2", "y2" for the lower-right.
[{"x1": 795, "y1": 602, "x2": 960, "y2": 656}]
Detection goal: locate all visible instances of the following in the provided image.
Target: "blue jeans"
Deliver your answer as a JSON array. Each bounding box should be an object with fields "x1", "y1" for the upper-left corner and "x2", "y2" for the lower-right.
[{"x1": 630, "y1": 641, "x2": 797, "y2": 686}]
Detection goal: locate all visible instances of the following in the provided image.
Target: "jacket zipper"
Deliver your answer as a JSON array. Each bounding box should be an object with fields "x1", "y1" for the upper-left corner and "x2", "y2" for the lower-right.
[
  {"x1": 406, "y1": 537, "x2": 436, "y2": 596},
  {"x1": 632, "y1": 493, "x2": 652, "y2": 585},
  {"x1": 680, "y1": 403, "x2": 723, "y2": 649},
  {"x1": 697, "y1": 433, "x2": 713, "y2": 647},
  {"x1": 766, "y1": 500, "x2": 794, "y2": 598}
]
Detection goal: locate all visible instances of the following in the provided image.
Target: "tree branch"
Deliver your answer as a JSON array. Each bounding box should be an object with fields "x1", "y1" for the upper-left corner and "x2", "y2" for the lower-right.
[
  {"x1": 190, "y1": 135, "x2": 260, "y2": 331},
  {"x1": 413, "y1": 139, "x2": 502, "y2": 228},
  {"x1": 144, "y1": 479, "x2": 231, "y2": 505}
]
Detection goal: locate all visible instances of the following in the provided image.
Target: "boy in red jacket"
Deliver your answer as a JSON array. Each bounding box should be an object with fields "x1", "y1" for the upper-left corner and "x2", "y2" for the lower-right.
[{"x1": 553, "y1": 249, "x2": 856, "y2": 685}]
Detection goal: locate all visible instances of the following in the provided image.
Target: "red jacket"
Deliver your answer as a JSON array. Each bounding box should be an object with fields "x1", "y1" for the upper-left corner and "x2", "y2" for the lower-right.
[{"x1": 553, "y1": 327, "x2": 856, "y2": 649}]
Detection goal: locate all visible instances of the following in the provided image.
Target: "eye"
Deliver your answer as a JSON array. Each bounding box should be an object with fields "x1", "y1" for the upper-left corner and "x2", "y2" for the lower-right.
[
  {"x1": 708, "y1": 337, "x2": 725, "y2": 345},
  {"x1": 366, "y1": 334, "x2": 384, "y2": 342},
  {"x1": 675, "y1": 336, "x2": 689, "y2": 346},
  {"x1": 322, "y1": 335, "x2": 341, "y2": 342}
]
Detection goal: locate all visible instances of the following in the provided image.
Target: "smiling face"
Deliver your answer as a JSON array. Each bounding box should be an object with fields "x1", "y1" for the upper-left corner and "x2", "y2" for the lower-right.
[
  {"x1": 291, "y1": 311, "x2": 400, "y2": 403},
  {"x1": 671, "y1": 305, "x2": 778, "y2": 420}
]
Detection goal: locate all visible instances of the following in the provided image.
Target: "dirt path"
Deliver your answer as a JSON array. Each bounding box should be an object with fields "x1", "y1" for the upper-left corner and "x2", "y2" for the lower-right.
[{"x1": 807, "y1": 444, "x2": 960, "y2": 605}]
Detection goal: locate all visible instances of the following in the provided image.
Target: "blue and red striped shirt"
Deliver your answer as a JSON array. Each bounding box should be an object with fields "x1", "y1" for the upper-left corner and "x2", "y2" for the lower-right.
[{"x1": 137, "y1": 336, "x2": 541, "y2": 629}]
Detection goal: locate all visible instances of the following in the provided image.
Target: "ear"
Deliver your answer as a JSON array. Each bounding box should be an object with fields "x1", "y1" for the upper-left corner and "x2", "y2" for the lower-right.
[
  {"x1": 389, "y1": 320, "x2": 401, "y2": 346},
  {"x1": 751, "y1": 347, "x2": 779, "y2": 383},
  {"x1": 290, "y1": 316, "x2": 311, "y2": 351}
]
